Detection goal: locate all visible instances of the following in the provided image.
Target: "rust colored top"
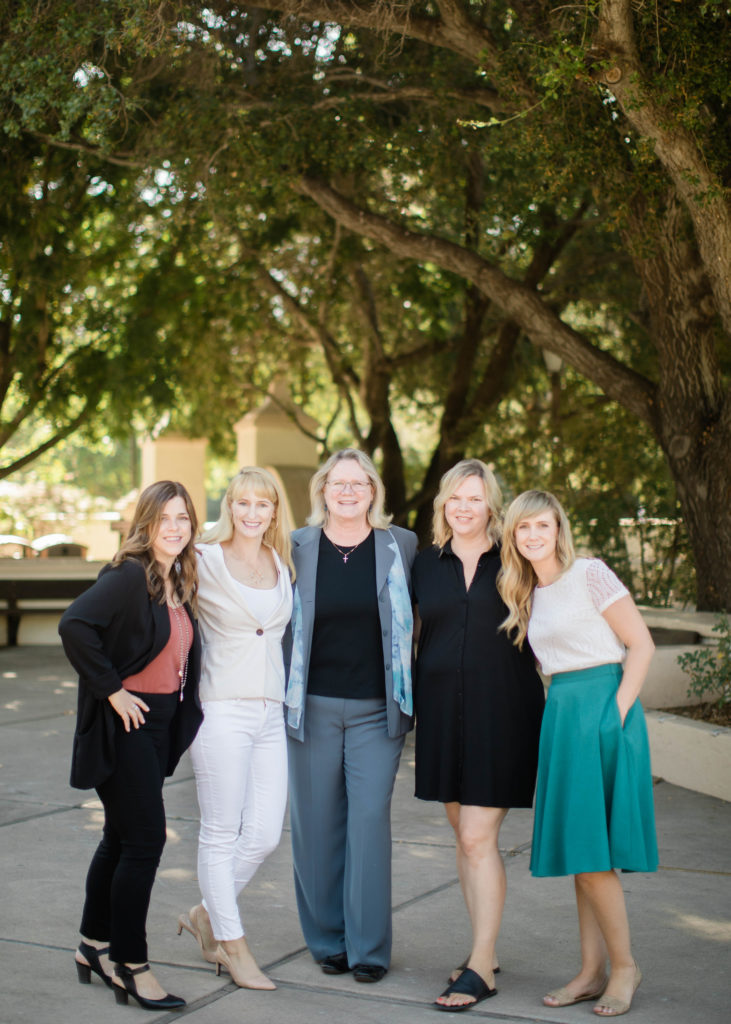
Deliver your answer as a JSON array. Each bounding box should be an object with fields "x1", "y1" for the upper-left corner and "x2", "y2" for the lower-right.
[{"x1": 122, "y1": 605, "x2": 193, "y2": 694}]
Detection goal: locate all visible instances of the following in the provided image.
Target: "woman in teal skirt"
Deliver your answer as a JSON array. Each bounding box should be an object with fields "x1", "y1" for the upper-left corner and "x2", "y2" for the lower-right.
[{"x1": 499, "y1": 491, "x2": 657, "y2": 1019}]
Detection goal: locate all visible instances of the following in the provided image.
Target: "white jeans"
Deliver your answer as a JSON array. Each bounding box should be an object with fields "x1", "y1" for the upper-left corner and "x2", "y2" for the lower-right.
[{"x1": 190, "y1": 698, "x2": 288, "y2": 940}]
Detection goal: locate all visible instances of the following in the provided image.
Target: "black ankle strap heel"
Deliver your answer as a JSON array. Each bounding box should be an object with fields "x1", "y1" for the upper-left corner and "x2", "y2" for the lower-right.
[
  {"x1": 75, "y1": 941, "x2": 112, "y2": 988},
  {"x1": 113, "y1": 963, "x2": 186, "y2": 1011}
]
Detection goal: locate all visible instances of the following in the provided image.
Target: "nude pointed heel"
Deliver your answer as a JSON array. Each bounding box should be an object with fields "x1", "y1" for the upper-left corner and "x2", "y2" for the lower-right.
[
  {"x1": 176, "y1": 904, "x2": 218, "y2": 964},
  {"x1": 214, "y1": 942, "x2": 276, "y2": 990}
]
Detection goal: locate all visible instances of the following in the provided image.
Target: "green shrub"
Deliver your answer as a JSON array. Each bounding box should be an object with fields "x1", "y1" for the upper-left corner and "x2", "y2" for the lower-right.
[{"x1": 677, "y1": 615, "x2": 731, "y2": 708}]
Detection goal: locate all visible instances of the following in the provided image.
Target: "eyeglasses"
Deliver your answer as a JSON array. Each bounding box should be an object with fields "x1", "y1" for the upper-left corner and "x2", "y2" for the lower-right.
[
  {"x1": 326, "y1": 480, "x2": 372, "y2": 493},
  {"x1": 446, "y1": 496, "x2": 485, "y2": 506}
]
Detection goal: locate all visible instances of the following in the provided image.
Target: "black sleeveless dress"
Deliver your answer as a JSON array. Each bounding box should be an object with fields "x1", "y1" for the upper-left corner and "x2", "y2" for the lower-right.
[{"x1": 413, "y1": 543, "x2": 544, "y2": 807}]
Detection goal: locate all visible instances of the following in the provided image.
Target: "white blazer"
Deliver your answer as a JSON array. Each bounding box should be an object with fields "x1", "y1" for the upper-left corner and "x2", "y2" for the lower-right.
[{"x1": 196, "y1": 543, "x2": 293, "y2": 702}]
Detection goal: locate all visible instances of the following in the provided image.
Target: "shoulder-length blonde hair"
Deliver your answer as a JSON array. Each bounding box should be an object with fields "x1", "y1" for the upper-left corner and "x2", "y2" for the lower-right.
[
  {"x1": 432, "y1": 459, "x2": 503, "y2": 549},
  {"x1": 202, "y1": 467, "x2": 294, "y2": 579},
  {"x1": 498, "y1": 490, "x2": 575, "y2": 647},
  {"x1": 306, "y1": 448, "x2": 392, "y2": 530},
  {"x1": 113, "y1": 480, "x2": 198, "y2": 608}
]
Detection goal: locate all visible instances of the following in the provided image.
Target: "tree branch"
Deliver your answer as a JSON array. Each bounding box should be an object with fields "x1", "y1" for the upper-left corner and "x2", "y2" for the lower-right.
[
  {"x1": 292, "y1": 175, "x2": 658, "y2": 426},
  {"x1": 0, "y1": 406, "x2": 91, "y2": 479},
  {"x1": 594, "y1": 0, "x2": 731, "y2": 334},
  {"x1": 256, "y1": 267, "x2": 363, "y2": 440},
  {"x1": 31, "y1": 133, "x2": 146, "y2": 168},
  {"x1": 251, "y1": 0, "x2": 498, "y2": 65}
]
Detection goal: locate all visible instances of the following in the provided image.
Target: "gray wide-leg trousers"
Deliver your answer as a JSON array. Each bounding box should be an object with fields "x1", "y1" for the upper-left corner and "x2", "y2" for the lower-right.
[{"x1": 288, "y1": 695, "x2": 405, "y2": 968}]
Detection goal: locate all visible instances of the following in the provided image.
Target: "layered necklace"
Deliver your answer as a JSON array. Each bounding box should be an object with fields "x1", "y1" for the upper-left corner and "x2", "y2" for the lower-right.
[
  {"x1": 242, "y1": 562, "x2": 265, "y2": 585},
  {"x1": 226, "y1": 549, "x2": 266, "y2": 585},
  {"x1": 170, "y1": 603, "x2": 191, "y2": 701}
]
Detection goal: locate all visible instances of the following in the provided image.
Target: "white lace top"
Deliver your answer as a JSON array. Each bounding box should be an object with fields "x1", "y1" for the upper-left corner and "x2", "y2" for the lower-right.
[{"x1": 528, "y1": 558, "x2": 630, "y2": 676}]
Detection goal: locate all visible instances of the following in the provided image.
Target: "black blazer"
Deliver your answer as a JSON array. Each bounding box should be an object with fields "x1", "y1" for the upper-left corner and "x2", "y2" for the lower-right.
[{"x1": 59, "y1": 558, "x2": 203, "y2": 790}]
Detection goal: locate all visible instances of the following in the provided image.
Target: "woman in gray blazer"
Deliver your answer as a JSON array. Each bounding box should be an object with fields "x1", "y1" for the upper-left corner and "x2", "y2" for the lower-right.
[{"x1": 285, "y1": 449, "x2": 417, "y2": 983}]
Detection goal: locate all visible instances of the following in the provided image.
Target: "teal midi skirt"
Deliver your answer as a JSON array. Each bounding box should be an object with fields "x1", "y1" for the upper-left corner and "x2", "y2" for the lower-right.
[{"x1": 530, "y1": 663, "x2": 658, "y2": 877}]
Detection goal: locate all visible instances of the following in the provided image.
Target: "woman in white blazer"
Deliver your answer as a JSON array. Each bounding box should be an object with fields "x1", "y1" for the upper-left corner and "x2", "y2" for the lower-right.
[{"x1": 177, "y1": 468, "x2": 294, "y2": 990}]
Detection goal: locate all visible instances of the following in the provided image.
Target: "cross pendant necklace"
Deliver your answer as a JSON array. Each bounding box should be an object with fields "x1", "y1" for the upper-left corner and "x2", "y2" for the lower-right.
[{"x1": 327, "y1": 533, "x2": 368, "y2": 563}]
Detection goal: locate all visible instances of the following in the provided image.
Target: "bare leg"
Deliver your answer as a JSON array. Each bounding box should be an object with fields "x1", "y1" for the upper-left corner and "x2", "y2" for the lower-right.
[
  {"x1": 574, "y1": 871, "x2": 639, "y2": 1014},
  {"x1": 436, "y1": 804, "x2": 506, "y2": 1008},
  {"x1": 447, "y1": 832, "x2": 501, "y2": 983},
  {"x1": 543, "y1": 877, "x2": 608, "y2": 1006}
]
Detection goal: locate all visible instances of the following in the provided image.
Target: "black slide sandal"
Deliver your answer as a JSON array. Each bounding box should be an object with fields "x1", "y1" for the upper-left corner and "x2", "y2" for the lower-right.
[{"x1": 434, "y1": 967, "x2": 497, "y2": 1012}]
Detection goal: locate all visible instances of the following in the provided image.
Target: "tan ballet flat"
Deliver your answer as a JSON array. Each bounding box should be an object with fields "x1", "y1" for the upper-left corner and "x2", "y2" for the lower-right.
[
  {"x1": 543, "y1": 976, "x2": 608, "y2": 1007},
  {"x1": 593, "y1": 964, "x2": 642, "y2": 1017}
]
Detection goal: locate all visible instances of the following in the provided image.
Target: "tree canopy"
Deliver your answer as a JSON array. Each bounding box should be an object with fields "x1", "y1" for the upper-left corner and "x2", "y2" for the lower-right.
[{"x1": 1, "y1": 1, "x2": 729, "y2": 607}]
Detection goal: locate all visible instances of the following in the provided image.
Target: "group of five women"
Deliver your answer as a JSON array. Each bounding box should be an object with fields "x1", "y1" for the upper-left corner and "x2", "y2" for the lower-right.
[{"x1": 60, "y1": 449, "x2": 658, "y2": 1017}]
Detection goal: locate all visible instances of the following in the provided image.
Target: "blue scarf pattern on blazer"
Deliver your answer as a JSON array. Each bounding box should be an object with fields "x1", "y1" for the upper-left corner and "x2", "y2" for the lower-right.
[
  {"x1": 386, "y1": 532, "x2": 414, "y2": 716},
  {"x1": 286, "y1": 587, "x2": 306, "y2": 729},
  {"x1": 285, "y1": 531, "x2": 413, "y2": 728}
]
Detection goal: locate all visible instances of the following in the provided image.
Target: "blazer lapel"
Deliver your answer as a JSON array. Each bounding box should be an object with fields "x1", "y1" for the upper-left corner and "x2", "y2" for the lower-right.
[
  {"x1": 262, "y1": 549, "x2": 291, "y2": 625},
  {"x1": 292, "y1": 528, "x2": 321, "y2": 608},
  {"x1": 150, "y1": 597, "x2": 170, "y2": 659}
]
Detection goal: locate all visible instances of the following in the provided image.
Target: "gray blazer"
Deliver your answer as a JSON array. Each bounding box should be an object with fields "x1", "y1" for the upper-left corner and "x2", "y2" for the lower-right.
[{"x1": 284, "y1": 524, "x2": 418, "y2": 743}]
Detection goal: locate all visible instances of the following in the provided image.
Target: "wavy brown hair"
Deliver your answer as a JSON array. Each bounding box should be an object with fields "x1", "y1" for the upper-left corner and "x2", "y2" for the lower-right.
[
  {"x1": 498, "y1": 490, "x2": 575, "y2": 647},
  {"x1": 113, "y1": 480, "x2": 199, "y2": 608}
]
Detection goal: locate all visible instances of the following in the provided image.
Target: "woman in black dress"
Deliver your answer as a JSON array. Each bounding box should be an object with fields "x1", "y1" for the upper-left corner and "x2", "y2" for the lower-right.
[{"x1": 413, "y1": 460, "x2": 544, "y2": 1011}]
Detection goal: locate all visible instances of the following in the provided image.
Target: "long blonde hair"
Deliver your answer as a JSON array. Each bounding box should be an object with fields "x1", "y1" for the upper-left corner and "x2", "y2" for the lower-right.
[
  {"x1": 113, "y1": 480, "x2": 198, "y2": 607},
  {"x1": 202, "y1": 467, "x2": 294, "y2": 578},
  {"x1": 432, "y1": 459, "x2": 503, "y2": 549},
  {"x1": 306, "y1": 448, "x2": 392, "y2": 530},
  {"x1": 498, "y1": 490, "x2": 575, "y2": 647}
]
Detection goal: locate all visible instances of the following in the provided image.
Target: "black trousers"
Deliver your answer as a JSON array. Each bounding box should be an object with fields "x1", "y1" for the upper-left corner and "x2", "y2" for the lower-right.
[{"x1": 80, "y1": 692, "x2": 177, "y2": 963}]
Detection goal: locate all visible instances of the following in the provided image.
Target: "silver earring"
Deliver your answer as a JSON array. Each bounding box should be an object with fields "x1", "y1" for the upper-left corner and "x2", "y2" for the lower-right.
[{"x1": 174, "y1": 559, "x2": 181, "y2": 574}]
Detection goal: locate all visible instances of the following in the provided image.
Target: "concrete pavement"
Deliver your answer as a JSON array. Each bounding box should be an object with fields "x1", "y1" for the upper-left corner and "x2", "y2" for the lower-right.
[{"x1": 1, "y1": 645, "x2": 729, "y2": 1024}]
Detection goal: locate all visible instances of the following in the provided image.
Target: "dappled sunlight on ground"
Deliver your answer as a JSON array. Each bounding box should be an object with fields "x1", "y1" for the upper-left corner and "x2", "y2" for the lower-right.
[{"x1": 674, "y1": 913, "x2": 731, "y2": 942}]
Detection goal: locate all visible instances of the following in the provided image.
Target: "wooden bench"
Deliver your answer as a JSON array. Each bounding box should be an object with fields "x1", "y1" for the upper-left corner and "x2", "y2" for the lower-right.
[{"x1": 0, "y1": 560, "x2": 104, "y2": 646}]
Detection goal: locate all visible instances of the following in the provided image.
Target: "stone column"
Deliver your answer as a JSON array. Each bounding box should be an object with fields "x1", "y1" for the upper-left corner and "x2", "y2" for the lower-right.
[
  {"x1": 234, "y1": 380, "x2": 320, "y2": 527},
  {"x1": 140, "y1": 434, "x2": 208, "y2": 526}
]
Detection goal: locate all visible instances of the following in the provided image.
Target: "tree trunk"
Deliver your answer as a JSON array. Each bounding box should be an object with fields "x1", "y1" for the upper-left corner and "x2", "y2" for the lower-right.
[
  {"x1": 663, "y1": 436, "x2": 731, "y2": 610},
  {"x1": 629, "y1": 197, "x2": 731, "y2": 610}
]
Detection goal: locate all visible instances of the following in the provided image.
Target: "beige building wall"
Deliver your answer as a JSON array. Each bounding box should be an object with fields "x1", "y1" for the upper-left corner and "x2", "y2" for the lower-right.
[
  {"x1": 140, "y1": 435, "x2": 208, "y2": 525},
  {"x1": 234, "y1": 381, "x2": 320, "y2": 528}
]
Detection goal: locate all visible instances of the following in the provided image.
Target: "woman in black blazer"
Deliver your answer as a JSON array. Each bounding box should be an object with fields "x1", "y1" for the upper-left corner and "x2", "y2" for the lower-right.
[{"x1": 59, "y1": 481, "x2": 202, "y2": 1012}]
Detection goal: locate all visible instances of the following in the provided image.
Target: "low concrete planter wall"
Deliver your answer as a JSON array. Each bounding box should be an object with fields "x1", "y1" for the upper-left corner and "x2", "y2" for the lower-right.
[
  {"x1": 639, "y1": 607, "x2": 723, "y2": 709},
  {"x1": 646, "y1": 709, "x2": 731, "y2": 802}
]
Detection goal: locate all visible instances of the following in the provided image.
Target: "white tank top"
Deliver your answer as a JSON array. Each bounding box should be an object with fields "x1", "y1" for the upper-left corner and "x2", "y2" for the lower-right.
[{"x1": 233, "y1": 577, "x2": 281, "y2": 622}]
